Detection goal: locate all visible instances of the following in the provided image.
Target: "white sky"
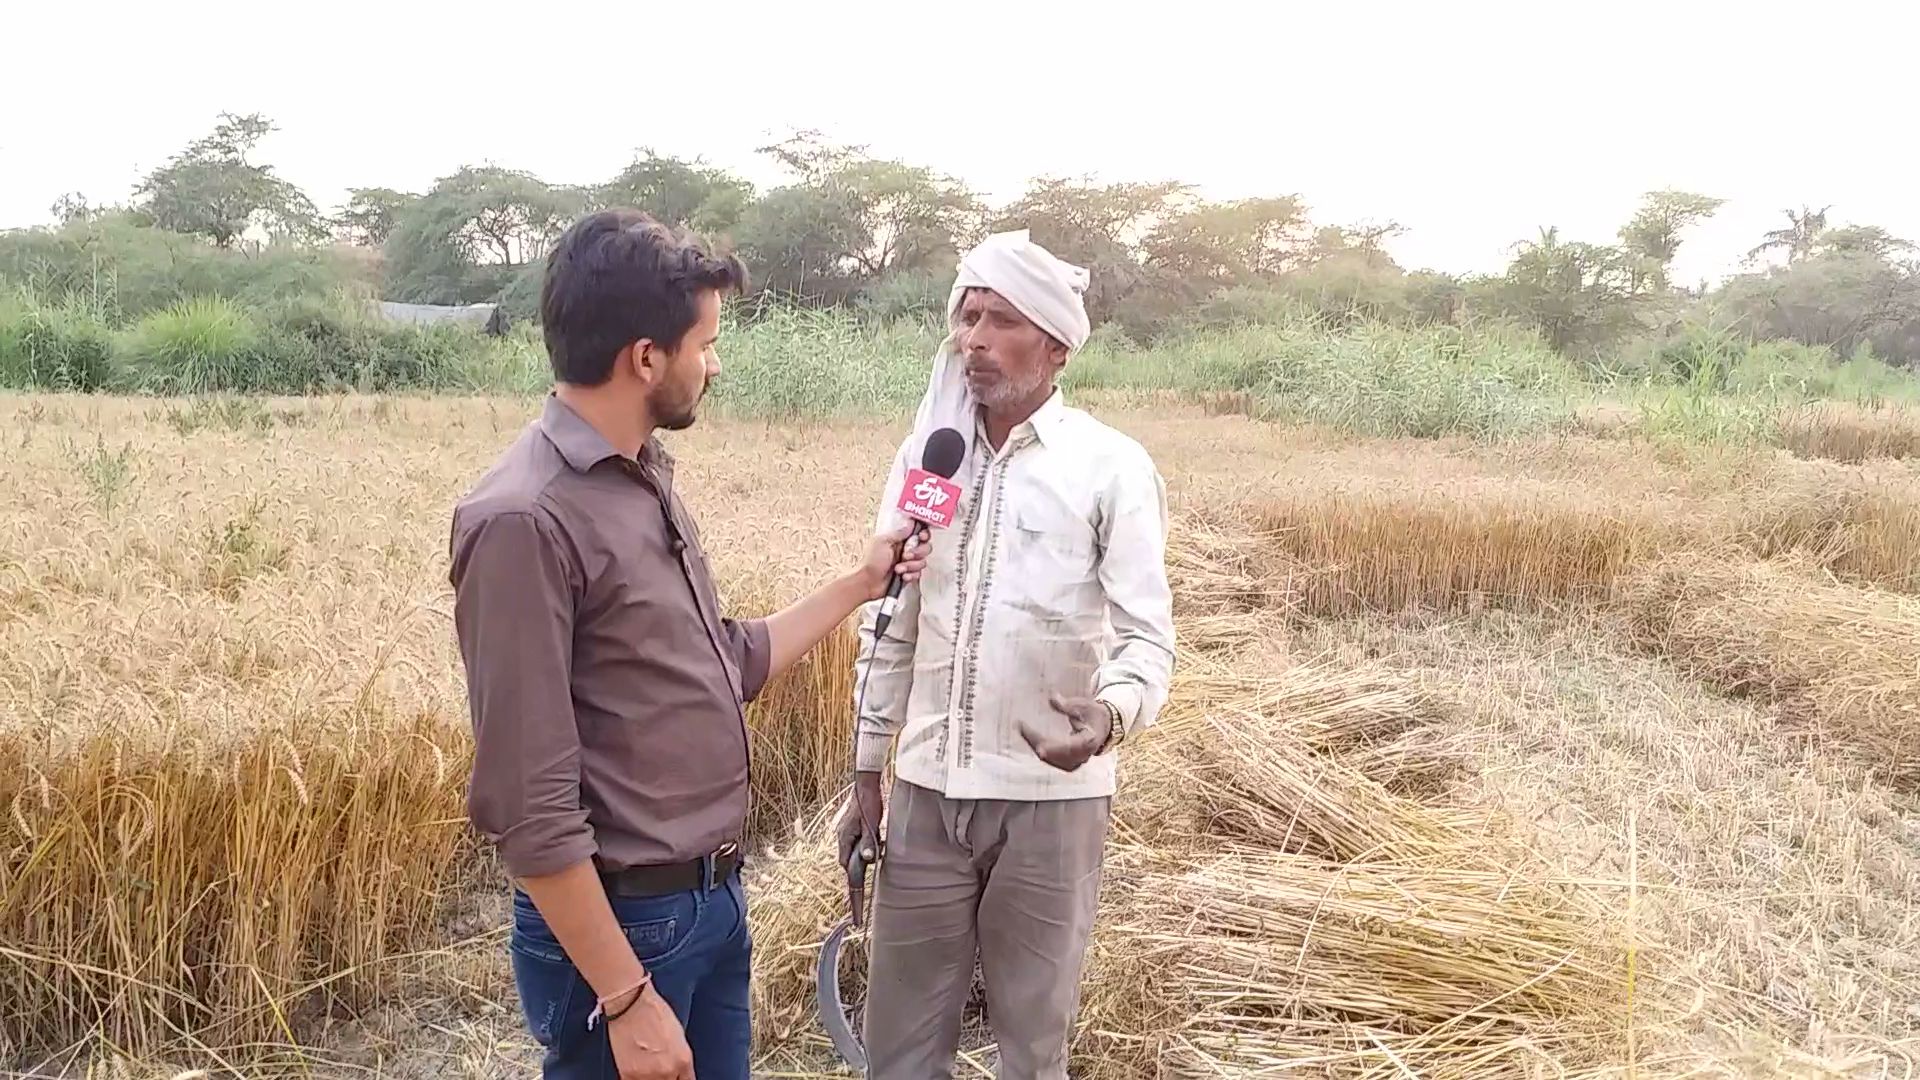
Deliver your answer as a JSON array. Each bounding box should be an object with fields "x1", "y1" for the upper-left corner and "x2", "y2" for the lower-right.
[{"x1": 2, "y1": 0, "x2": 1912, "y2": 286}]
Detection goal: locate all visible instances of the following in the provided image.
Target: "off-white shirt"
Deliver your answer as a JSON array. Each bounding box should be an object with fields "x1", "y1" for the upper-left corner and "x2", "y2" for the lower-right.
[{"x1": 853, "y1": 391, "x2": 1176, "y2": 801}]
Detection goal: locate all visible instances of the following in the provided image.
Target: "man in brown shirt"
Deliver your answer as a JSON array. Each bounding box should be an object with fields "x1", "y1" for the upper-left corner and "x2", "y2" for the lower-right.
[{"x1": 449, "y1": 209, "x2": 925, "y2": 1080}]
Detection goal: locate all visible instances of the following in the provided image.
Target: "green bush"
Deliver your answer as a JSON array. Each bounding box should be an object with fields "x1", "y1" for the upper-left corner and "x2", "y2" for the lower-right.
[
  {"x1": 0, "y1": 293, "x2": 123, "y2": 391},
  {"x1": 1068, "y1": 316, "x2": 1576, "y2": 438},
  {"x1": 1649, "y1": 322, "x2": 1744, "y2": 389},
  {"x1": 0, "y1": 213, "x2": 372, "y2": 322},
  {"x1": 120, "y1": 297, "x2": 273, "y2": 393},
  {"x1": 1629, "y1": 320, "x2": 1920, "y2": 405},
  {"x1": 1255, "y1": 320, "x2": 1577, "y2": 438},
  {"x1": 703, "y1": 307, "x2": 941, "y2": 418},
  {"x1": 854, "y1": 269, "x2": 957, "y2": 322}
]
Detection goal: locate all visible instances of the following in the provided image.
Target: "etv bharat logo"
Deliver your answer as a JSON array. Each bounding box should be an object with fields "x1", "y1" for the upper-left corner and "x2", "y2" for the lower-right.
[
  {"x1": 912, "y1": 476, "x2": 952, "y2": 507},
  {"x1": 897, "y1": 468, "x2": 962, "y2": 530}
]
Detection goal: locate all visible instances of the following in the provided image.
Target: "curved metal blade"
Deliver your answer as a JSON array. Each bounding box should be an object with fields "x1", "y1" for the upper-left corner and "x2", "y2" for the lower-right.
[{"x1": 815, "y1": 914, "x2": 868, "y2": 1073}]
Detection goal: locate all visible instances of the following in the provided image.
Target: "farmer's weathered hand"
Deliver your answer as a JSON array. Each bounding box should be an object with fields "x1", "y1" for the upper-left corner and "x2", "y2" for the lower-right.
[
  {"x1": 1020, "y1": 694, "x2": 1112, "y2": 773},
  {"x1": 834, "y1": 771, "x2": 886, "y2": 925}
]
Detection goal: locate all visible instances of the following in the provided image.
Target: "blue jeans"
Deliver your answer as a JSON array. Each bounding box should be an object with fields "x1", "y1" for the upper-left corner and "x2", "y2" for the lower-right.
[{"x1": 508, "y1": 871, "x2": 752, "y2": 1079}]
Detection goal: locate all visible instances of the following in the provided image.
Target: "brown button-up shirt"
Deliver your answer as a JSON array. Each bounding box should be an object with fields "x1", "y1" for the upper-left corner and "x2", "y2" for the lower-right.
[{"x1": 448, "y1": 395, "x2": 770, "y2": 878}]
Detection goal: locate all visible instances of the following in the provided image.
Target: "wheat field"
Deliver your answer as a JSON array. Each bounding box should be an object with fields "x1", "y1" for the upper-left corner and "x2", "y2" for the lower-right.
[{"x1": 1, "y1": 391, "x2": 1917, "y2": 1078}]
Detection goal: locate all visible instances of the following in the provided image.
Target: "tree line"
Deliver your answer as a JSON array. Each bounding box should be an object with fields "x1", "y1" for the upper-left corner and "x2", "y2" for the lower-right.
[{"x1": 18, "y1": 112, "x2": 1920, "y2": 369}]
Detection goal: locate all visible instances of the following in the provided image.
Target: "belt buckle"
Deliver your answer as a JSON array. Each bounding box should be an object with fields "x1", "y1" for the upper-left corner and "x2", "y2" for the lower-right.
[{"x1": 704, "y1": 841, "x2": 739, "y2": 892}]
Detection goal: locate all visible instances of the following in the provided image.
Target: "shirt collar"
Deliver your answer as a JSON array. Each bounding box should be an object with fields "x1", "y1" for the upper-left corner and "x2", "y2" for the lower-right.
[
  {"x1": 974, "y1": 386, "x2": 1069, "y2": 450},
  {"x1": 538, "y1": 393, "x2": 672, "y2": 477}
]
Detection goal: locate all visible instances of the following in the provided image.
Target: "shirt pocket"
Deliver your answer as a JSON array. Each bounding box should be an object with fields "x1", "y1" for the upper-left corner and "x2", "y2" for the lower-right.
[
  {"x1": 1006, "y1": 499, "x2": 1100, "y2": 620},
  {"x1": 1012, "y1": 498, "x2": 1097, "y2": 563}
]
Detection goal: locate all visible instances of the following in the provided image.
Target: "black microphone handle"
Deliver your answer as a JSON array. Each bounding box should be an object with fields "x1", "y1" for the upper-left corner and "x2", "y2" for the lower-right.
[{"x1": 873, "y1": 570, "x2": 906, "y2": 640}]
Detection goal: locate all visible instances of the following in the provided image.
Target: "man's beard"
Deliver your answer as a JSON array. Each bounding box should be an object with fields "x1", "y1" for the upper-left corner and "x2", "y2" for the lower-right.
[
  {"x1": 652, "y1": 380, "x2": 708, "y2": 431},
  {"x1": 974, "y1": 363, "x2": 1051, "y2": 410}
]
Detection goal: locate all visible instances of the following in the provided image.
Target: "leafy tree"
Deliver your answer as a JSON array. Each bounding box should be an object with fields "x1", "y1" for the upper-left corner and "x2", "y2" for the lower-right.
[
  {"x1": 49, "y1": 193, "x2": 95, "y2": 226},
  {"x1": 596, "y1": 151, "x2": 754, "y2": 235},
  {"x1": 1483, "y1": 227, "x2": 1642, "y2": 353},
  {"x1": 993, "y1": 177, "x2": 1188, "y2": 323},
  {"x1": 1305, "y1": 221, "x2": 1406, "y2": 272},
  {"x1": 134, "y1": 113, "x2": 323, "y2": 247},
  {"x1": 1747, "y1": 204, "x2": 1832, "y2": 266},
  {"x1": 753, "y1": 130, "x2": 863, "y2": 184},
  {"x1": 1143, "y1": 196, "x2": 1308, "y2": 285},
  {"x1": 734, "y1": 132, "x2": 982, "y2": 301},
  {"x1": 335, "y1": 188, "x2": 420, "y2": 247},
  {"x1": 836, "y1": 160, "x2": 981, "y2": 277},
  {"x1": 733, "y1": 183, "x2": 869, "y2": 302},
  {"x1": 1617, "y1": 190, "x2": 1723, "y2": 291},
  {"x1": 1717, "y1": 250, "x2": 1920, "y2": 367},
  {"x1": 382, "y1": 166, "x2": 585, "y2": 305},
  {"x1": 1819, "y1": 225, "x2": 1913, "y2": 261}
]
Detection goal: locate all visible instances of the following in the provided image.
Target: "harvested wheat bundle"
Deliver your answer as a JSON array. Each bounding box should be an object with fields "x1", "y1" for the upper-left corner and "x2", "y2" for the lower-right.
[
  {"x1": 1119, "y1": 661, "x2": 1470, "y2": 862},
  {"x1": 1114, "y1": 847, "x2": 1634, "y2": 1078},
  {"x1": 744, "y1": 802, "x2": 854, "y2": 1062},
  {"x1": 1166, "y1": 506, "x2": 1308, "y2": 624},
  {"x1": 1621, "y1": 553, "x2": 1920, "y2": 786}
]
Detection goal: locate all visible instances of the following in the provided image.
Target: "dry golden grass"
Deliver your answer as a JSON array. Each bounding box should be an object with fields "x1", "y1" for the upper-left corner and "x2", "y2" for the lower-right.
[
  {"x1": 2, "y1": 391, "x2": 1917, "y2": 1077},
  {"x1": 0, "y1": 394, "x2": 882, "y2": 1061},
  {"x1": 1780, "y1": 402, "x2": 1920, "y2": 463},
  {"x1": 1292, "y1": 610, "x2": 1920, "y2": 1075}
]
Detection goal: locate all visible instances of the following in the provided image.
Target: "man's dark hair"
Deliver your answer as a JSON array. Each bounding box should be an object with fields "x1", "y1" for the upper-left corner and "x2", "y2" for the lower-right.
[{"x1": 540, "y1": 209, "x2": 748, "y2": 385}]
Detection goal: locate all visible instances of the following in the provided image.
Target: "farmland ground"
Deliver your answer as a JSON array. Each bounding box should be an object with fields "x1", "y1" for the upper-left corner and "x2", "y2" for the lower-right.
[{"x1": 1, "y1": 392, "x2": 1916, "y2": 1078}]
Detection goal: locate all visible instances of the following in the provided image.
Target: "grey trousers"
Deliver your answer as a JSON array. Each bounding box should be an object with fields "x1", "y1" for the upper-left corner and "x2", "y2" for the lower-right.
[{"x1": 861, "y1": 780, "x2": 1111, "y2": 1080}]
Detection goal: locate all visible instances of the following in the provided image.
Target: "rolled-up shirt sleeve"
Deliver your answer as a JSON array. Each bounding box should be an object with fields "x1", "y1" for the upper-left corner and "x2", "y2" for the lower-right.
[
  {"x1": 1093, "y1": 451, "x2": 1176, "y2": 735},
  {"x1": 722, "y1": 617, "x2": 772, "y2": 703},
  {"x1": 449, "y1": 508, "x2": 597, "y2": 879}
]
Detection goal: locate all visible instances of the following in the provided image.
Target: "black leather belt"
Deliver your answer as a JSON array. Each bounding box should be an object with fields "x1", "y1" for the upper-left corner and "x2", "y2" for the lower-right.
[{"x1": 600, "y1": 842, "x2": 743, "y2": 898}]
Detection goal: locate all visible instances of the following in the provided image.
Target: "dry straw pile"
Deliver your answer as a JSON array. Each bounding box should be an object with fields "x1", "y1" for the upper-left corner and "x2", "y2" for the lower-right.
[
  {"x1": 748, "y1": 543, "x2": 1647, "y2": 1078},
  {"x1": 1622, "y1": 553, "x2": 1920, "y2": 787}
]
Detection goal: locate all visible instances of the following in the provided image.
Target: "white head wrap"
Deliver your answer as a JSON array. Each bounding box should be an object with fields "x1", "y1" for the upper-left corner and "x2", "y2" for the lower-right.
[
  {"x1": 909, "y1": 229, "x2": 1090, "y2": 453},
  {"x1": 873, "y1": 230, "x2": 1091, "y2": 533}
]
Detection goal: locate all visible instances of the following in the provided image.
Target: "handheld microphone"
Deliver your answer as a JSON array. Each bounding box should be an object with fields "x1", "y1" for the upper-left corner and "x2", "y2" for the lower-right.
[{"x1": 873, "y1": 427, "x2": 966, "y2": 638}]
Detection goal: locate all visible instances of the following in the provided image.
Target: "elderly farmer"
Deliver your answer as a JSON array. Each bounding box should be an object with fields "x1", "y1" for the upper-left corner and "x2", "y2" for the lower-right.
[
  {"x1": 839, "y1": 230, "x2": 1177, "y2": 1079},
  {"x1": 449, "y1": 209, "x2": 926, "y2": 1080}
]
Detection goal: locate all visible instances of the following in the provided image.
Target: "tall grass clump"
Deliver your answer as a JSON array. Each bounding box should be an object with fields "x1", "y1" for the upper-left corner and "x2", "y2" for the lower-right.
[
  {"x1": 0, "y1": 291, "x2": 122, "y2": 391},
  {"x1": 119, "y1": 296, "x2": 269, "y2": 393},
  {"x1": 708, "y1": 307, "x2": 940, "y2": 418},
  {"x1": 1068, "y1": 318, "x2": 1578, "y2": 438}
]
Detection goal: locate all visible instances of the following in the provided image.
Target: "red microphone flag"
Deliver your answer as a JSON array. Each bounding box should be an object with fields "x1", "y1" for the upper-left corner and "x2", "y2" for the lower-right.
[{"x1": 895, "y1": 468, "x2": 962, "y2": 530}]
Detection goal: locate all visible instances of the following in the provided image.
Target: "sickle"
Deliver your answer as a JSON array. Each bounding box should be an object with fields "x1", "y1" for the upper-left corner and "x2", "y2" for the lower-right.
[{"x1": 816, "y1": 846, "x2": 870, "y2": 1072}]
